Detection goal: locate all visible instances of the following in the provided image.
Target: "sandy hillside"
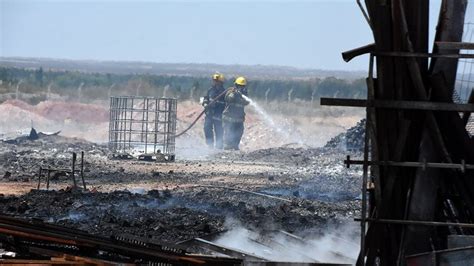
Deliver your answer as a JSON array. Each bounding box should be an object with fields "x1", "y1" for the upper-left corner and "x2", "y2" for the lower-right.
[{"x1": 0, "y1": 99, "x2": 363, "y2": 158}]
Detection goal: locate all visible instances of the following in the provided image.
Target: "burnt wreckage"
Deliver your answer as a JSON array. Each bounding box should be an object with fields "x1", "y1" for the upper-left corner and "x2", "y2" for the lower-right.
[
  {"x1": 1, "y1": 0, "x2": 474, "y2": 265},
  {"x1": 322, "y1": 0, "x2": 474, "y2": 265}
]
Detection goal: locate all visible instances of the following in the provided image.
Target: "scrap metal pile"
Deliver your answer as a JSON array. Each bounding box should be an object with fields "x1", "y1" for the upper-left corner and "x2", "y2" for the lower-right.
[
  {"x1": 323, "y1": 0, "x2": 474, "y2": 265},
  {"x1": 0, "y1": 214, "x2": 240, "y2": 265}
]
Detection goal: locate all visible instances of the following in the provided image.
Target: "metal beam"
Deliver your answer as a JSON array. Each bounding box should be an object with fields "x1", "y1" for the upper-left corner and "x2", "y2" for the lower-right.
[
  {"x1": 341, "y1": 43, "x2": 375, "y2": 62},
  {"x1": 374, "y1": 51, "x2": 474, "y2": 59},
  {"x1": 344, "y1": 156, "x2": 473, "y2": 172},
  {"x1": 191, "y1": 238, "x2": 268, "y2": 262},
  {"x1": 436, "y1": 41, "x2": 474, "y2": 50},
  {"x1": 320, "y1": 98, "x2": 474, "y2": 112},
  {"x1": 0, "y1": 215, "x2": 208, "y2": 264},
  {"x1": 355, "y1": 218, "x2": 474, "y2": 229}
]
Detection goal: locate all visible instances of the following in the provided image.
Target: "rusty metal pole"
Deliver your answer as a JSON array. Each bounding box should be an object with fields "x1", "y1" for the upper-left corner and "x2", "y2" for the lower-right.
[
  {"x1": 71, "y1": 152, "x2": 77, "y2": 188},
  {"x1": 37, "y1": 167, "x2": 42, "y2": 190},
  {"x1": 358, "y1": 108, "x2": 370, "y2": 266},
  {"x1": 80, "y1": 151, "x2": 86, "y2": 190},
  {"x1": 357, "y1": 54, "x2": 375, "y2": 266},
  {"x1": 46, "y1": 170, "x2": 50, "y2": 190}
]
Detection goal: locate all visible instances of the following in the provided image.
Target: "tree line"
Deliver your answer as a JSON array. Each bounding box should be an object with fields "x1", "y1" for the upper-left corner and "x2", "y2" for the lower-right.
[{"x1": 0, "y1": 67, "x2": 366, "y2": 103}]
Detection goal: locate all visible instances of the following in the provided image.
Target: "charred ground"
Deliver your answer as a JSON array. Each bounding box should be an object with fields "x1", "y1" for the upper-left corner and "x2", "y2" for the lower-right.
[
  {"x1": 0, "y1": 98, "x2": 364, "y2": 262},
  {"x1": 0, "y1": 132, "x2": 362, "y2": 246}
]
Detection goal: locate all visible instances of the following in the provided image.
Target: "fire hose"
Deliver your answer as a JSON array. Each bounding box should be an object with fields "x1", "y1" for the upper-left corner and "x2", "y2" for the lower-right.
[{"x1": 175, "y1": 88, "x2": 230, "y2": 138}]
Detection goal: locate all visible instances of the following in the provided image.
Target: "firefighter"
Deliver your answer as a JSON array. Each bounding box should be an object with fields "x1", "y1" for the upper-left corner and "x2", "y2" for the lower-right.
[
  {"x1": 202, "y1": 73, "x2": 226, "y2": 149},
  {"x1": 222, "y1": 76, "x2": 249, "y2": 150}
]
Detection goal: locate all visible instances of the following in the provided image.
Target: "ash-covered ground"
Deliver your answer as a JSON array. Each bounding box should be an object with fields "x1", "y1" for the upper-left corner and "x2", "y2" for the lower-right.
[{"x1": 0, "y1": 99, "x2": 364, "y2": 263}]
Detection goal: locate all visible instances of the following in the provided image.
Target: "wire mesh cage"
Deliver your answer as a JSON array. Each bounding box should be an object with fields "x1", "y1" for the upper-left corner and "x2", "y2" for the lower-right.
[{"x1": 108, "y1": 96, "x2": 177, "y2": 161}]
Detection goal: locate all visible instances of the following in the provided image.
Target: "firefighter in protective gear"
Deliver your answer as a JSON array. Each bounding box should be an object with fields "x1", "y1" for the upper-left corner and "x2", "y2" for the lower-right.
[
  {"x1": 202, "y1": 73, "x2": 226, "y2": 149},
  {"x1": 222, "y1": 76, "x2": 249, "y2": 150}
]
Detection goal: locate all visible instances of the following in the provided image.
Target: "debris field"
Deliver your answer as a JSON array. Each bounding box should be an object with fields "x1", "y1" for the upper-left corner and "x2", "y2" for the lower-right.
[{"x1": 0, "y1": 99, "x2": 363, "y2": 263}]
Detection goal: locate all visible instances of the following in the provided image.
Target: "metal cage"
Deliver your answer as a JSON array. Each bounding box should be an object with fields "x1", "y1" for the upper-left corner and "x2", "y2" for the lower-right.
[{"x1": 108, "y1": 96, "x2": 177, "y2": 161}]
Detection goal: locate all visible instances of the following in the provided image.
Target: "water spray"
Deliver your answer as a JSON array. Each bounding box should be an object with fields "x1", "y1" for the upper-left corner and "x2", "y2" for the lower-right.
[
  {"x1": 175, "y1": 92, "x2": 303, "y2": 145},
  {"x1": 242, "y1": 94, "x2": 295, "y2": 141}
]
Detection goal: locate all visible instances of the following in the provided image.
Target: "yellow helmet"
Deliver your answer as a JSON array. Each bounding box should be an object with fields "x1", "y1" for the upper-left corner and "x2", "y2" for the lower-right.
[
  {"x1": 212, "y1": 73, "x2": 225, "y2": 82},
  {"x1": 234, "y1": 76, "x2": 247, "y2": 86}
]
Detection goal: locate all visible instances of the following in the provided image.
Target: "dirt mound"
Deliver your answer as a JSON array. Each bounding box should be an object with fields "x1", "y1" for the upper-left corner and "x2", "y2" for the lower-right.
[
  {"x1": 0, "y1": 100, "x2": 109, "y2": 143},
  {"x1": 2, "y1": 99, "x2": 108, "y2": 124},
  {"x1": 1, "y1": 99, "x2": 35, "y2": 112},
  {"x1": 0, "y1": 99, "x2": 361, "y2": 152},
  {"x1": 0, "y1": 102, "x2": 56, "y2": 134},
  {"x1": 35, "y1": 101, "x2": 108, "y2": 123}
]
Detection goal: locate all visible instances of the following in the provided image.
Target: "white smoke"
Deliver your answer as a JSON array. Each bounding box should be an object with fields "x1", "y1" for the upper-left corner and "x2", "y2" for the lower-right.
[
  {"x1": 175, "y1": 135, "x2": 220, "y2": 160},
  {"x1": 214, "y1": 219, "x2": 359, "y2": 264}
]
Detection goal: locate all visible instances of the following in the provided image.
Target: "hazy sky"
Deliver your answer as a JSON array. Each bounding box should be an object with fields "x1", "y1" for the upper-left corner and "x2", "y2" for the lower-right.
[{"x1": 0, "y1": 0, "x2": 465, "y2": 71}]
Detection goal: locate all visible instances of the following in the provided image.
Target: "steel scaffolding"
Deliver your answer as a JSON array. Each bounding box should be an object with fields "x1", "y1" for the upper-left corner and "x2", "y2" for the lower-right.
[{"x1": 323, "y1": 1, "x2": 474, "y2": 265}]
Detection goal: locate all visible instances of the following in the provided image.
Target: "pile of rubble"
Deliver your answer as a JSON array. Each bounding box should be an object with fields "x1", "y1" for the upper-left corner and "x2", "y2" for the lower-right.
[
  {"x1": 0, "y1": 189, "x2": 224, "y2": 243},
  {"x1": 0, "y1": 134, "x2": 108, "y2": 182},
  {"x1": 0, "y1": 186, "x2": 358, "y2": 245},
  {"x1": 324, "y1": 119, "x2": 365, "y2": 152},
  {"x1": 0, "y1": 132, "x2": 361, "y2": 247},
  {"x1": 218, "y1": 147, "x2": 362, "y2": 203},
  {"x1": 0, "y1": 107, "x2": 363, "y2": 262}
]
